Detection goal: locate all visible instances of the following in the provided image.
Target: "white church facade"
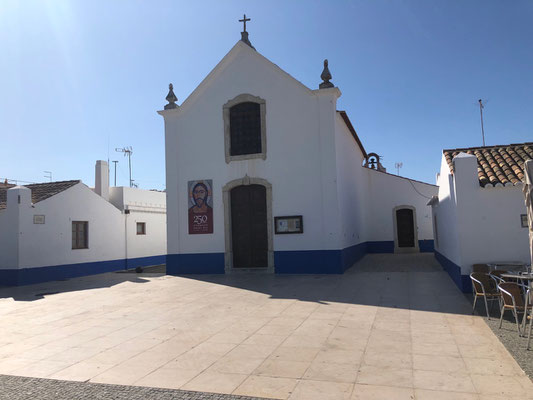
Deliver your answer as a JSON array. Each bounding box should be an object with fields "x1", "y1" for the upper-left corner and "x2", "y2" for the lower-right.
[
  {"x1": 0, "y1": 161, "x2": 166, "y2": 286},
  {"x1": 160, "y1": 32, "x2": 437, "y2": 275}
]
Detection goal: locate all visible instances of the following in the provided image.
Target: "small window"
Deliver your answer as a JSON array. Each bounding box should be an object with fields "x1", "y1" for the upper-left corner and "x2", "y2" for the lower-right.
[
  {"x1": 137, "y1": 222, "x2": 146, "y2": 235},
  {"x1": 72, "y1": 221, "x2": 88, "y2": 249}
]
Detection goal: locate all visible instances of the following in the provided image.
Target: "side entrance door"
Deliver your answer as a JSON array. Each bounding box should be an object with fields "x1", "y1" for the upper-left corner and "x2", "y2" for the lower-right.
[
  {"x1": 396, "y1": 208, "x2": 415, "y2": 248},
  {"x1": 230, "y1": 184, "x2": 268, "y2": 268}
]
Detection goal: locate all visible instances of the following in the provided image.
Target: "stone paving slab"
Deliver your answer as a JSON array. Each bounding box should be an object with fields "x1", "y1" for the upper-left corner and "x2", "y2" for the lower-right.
[
  {"x1": 0, "y1": 374, "x2": 267, "y2": 400},
  {"x1": 0, "y1": 254, "x2": 532, "y2": 399}
]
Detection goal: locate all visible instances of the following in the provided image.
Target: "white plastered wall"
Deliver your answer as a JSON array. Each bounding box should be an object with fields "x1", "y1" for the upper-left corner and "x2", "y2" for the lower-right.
[
  {"x1": 162, "y1": 41, "x2": 344, "y2": 257},
  {"x1": 433, "y1": 152, "x2": 530, "y2": 275},
  {"x1": 364, "y1": 168, "x2": 437, "y2": 244},
  {"x1": 333, "y1": 113, "x2": 368, "y2": 249},
  {"x1": 16, "y1": 183, "x2": 125, "y2": 268},
  {"x1": 110, "y1": 187, "x2": 167, "y2": 260},
  {"x1": 431, "y1": 154, "x2": 462, "y2": 266}
]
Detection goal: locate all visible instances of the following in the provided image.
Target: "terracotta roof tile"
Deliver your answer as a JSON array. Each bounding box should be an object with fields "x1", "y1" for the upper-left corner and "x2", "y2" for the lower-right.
[
  {"x1": 0, "y1": 180, "x2": 80, "y2": 210},
  {"x1": 443, "y1": 142, "x2": 533, "y2": 187}
]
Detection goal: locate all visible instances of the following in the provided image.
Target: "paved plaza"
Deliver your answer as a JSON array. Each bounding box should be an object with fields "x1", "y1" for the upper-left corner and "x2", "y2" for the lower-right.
[{"x1": 0, "y1": 254, "x2": 532, "y2": 399}]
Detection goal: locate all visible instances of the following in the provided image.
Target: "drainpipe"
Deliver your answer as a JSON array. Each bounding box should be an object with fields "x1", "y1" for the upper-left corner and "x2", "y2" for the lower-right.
[{"x1": 124, "y1": 208, "x2": 129, "y2": 270}]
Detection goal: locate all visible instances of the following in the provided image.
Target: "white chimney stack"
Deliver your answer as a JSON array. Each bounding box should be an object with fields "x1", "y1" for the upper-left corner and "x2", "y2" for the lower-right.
[{"x1": 95, "y1": 160, "x2": 109, "y2": 201}]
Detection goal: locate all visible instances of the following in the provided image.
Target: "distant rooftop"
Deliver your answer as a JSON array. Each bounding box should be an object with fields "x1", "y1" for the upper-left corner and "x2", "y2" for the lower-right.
[
  {"x1": 443, "y1": 142, "x2": 533, "y2": 187},
  {"x1": 0, "y1": 180, "x2": 80, "y2": 210}
]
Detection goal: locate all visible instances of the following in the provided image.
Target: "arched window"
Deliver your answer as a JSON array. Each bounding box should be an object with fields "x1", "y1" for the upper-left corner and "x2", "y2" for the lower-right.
[{"x1": 223, "y1": 94, "x2": 266, "y2": 163}]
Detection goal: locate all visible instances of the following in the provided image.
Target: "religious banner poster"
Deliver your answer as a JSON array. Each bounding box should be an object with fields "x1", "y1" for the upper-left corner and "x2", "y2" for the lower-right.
[{"x1": 188, "y1": 180, "x2": 214, "y2": 234}]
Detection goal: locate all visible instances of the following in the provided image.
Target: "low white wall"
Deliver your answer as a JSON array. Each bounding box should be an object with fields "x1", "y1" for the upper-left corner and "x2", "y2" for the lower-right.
[
  {"x1": 458, "y1": 185, "x2": 529, "y2": 271},
  {"x1": 113, "y1": 187, "x2": 167, "y2": 260},
  {"x1": 365, "y1": 168, "x2": 437, "y2": 243}
]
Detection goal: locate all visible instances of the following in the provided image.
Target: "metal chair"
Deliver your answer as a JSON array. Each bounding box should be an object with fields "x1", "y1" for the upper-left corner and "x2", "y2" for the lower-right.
[
  {"x1": 472, "y1": 264, "x2": 490, "y2": 273},
  {"x1": 470, "y1": 272, "x2": 501, "y2": 319},
  {"x1": 498, "y1": 282, "x2": 528, "y2": 335}
]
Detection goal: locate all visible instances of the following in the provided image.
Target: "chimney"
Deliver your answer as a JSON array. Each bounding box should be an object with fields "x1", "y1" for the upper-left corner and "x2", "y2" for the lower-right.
[{"x1": 95, "y1": 160, "x2": 109, "y2": 201}]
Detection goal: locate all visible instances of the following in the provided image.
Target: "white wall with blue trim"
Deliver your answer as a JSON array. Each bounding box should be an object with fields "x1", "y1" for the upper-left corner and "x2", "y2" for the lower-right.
[
  {"x1": 0, "y1": 163, "x2": 167, "y2": 286},
  {"x1": 431, "y1": 152, "x2": 530, "y2": 292}
]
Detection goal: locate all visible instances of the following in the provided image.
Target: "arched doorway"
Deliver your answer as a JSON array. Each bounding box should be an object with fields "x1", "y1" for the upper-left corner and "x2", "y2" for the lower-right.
[
  {"x1": 393, "y1": 206, "x2": 419, "y2": 253},
  {"x1": 223, "y1": 177, "x2": 274, "y2": 272}
]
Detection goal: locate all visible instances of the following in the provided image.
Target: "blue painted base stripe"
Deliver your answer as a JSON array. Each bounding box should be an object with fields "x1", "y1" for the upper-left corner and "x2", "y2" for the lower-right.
[
  {"x1": 275, "y1": 250, "x2": 343, "y2": 274},
  {"x1": 0, "y1": 255, "x2": 166, "y2": 287},
  {"x1": 166, "y1": 253, "x2": 225, "y2": 275},
  {"x1": 434, "y1": 250, "x2": 471, "y2": 293},
  {"x1": 419, "y1": 240, "x2": 434, "y2": 253},
  {"x1": 367, "y1": 241, "x2": 394, "y2": 253},
  {"x1": 166, "y1": 240, "x2": 435, "y2": 276}
]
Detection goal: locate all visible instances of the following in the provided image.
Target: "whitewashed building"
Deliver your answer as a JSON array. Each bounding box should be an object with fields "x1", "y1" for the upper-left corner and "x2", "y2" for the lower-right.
[
  {"x1": 0, "y1": 161, "x2": 166, "y2": 286},
  {"x1": 429, "y1": 143, "x2": 532, "y2": 292},
  {"x1": 159, "y1": 31, "x2": 437, "y2": 275}
]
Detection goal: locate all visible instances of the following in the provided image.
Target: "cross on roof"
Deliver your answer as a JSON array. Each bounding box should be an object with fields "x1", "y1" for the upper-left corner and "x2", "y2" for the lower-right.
[{"x1": 239, "y1": 14, "x2": 250, "y2": 32}]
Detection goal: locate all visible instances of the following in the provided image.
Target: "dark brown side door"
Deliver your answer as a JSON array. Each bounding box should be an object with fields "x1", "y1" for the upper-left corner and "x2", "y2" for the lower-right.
[
  {"x1": 396, "y1": 208, "x2": 415, "y2": 248},
  {"x1": 230, "y1": 185, "x2": 268, "y2": 268}
]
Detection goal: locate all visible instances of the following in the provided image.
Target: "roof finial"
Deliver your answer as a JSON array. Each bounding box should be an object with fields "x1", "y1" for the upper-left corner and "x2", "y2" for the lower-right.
[
  {"x1": 164, "y1": 83, "x2": 178, "y2": 110},
  {"x1": 319, "y1": 59, "x2": 334, "y2": 89},
  {"x1": 239, "y1": 14, "x2": 255, "y2": 49}
]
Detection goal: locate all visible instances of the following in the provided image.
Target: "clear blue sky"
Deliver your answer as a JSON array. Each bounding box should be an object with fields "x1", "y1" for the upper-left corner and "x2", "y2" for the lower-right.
[{"x1": 1, "y1": 1, "x2": 532, "y2": 189}]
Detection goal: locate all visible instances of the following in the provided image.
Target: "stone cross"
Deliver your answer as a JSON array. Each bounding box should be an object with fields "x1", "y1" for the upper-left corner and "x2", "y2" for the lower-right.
[{"x1": 239, "y1": 14, "x2": 250, "y2": 32}]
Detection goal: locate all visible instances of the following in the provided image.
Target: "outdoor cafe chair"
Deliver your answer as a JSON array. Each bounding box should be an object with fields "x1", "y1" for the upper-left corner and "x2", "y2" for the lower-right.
[
  {"x1": 472, "y1": 264, "x2": 490, "y2": 273},
  {"x1": 470, "y1": 272, "x2": 501, "y2": 319},
  {"x1": 498, "y1": 282, "x2": 529, "y2": 335}
]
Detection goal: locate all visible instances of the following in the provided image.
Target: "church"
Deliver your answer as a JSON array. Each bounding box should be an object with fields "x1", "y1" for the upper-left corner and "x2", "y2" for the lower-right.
[{"x1": 159, "y1": 21, "x2": 437, "y2": 275}]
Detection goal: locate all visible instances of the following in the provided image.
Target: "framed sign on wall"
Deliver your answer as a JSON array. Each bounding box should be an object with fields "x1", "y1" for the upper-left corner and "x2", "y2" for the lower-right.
[
  {"x1": 275, "y1": 215, "x2": 303, "y2": 234},
  {"x1": 33, "y1": 215, "x2": 45, "y2": 224},
  {"x1": 521, "y1": 214, "x2": 528, "y2": 228}
]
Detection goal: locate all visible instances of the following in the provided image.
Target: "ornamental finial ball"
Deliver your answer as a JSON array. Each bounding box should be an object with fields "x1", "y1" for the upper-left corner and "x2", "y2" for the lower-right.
[
  {"x1": 319, "y1": 59, "x2": 334, "y2": 89},
  {"x1": 165, "y1": 83, "x2": 178, "y2": 110}
]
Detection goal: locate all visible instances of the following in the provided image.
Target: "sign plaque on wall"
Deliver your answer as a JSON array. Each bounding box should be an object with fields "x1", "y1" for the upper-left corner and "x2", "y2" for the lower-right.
[
  {"x1": 33, "y1": 215, "x2": 45, "y2": 224},
  {"x1": 521, "y1": 214, "x2": 528, "y2": 228},
  {"x1": 275, "y1": 216, "x2": 303, "y2": 234},
  {"x1": 188, "y1": 180, "x2": 213, "y2": 234}
]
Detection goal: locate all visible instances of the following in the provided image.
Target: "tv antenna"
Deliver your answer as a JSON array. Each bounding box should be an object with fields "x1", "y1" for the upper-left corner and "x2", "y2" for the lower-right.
[
  {"x1": 478, "y1": 99, "x2": 486, "y2": 146},
  {"x1": 395, "y1": 162, "x2": 403, "y2": 176},
  {"x1": 44, "y1": 171, "x2": 52, "y2": 182},
  {"x1": 115, "y1": 147, "x2": 133, "y2": 187}
]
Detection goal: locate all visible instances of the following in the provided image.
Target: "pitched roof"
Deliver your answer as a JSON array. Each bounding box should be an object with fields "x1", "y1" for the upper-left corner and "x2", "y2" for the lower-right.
[
  {"x1": 0, "y1": 180, "x2": 80, "y2": 210},
  {"x1": 443, "y1": 142, "x2": 533, "y2": 187}
]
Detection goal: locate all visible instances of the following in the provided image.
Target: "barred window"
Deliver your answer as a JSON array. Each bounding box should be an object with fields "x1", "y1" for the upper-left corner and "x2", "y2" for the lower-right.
[
  {"x1": 72, "y1": 221, "x2": 88, "y2": 249},
  {"x1": 230, "y1": 102, "x2": 261, "y2": 156}
]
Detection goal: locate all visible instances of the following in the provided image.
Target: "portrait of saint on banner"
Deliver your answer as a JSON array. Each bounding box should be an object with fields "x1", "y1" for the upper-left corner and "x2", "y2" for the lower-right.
[{"x1": 188, "y1": 180, "x2": 213, "y2": 234}]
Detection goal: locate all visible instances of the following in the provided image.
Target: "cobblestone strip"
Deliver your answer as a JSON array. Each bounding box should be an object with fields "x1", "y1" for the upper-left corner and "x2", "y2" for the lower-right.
[{"x1": 0, "y1": 375, "x2": 268, "y2": 400}]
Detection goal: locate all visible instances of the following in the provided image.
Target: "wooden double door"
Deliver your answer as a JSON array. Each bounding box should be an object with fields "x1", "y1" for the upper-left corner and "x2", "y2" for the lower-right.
[{"x1": 230, "y1": 184, "x2": 268, "y2": 268}]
